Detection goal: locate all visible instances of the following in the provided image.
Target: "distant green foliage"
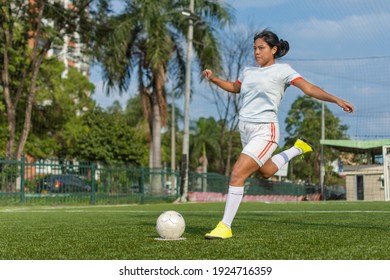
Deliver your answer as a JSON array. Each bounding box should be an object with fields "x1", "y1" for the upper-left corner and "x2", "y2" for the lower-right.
[
  {"x1": 26, "y1": 60, "x2": 95, "y2": 159},
  {"x1": 284, "y1": 96, "x2": 350, "y2": 184},
  {"x1": 73, "y1": 106, "x2": 149, "y2": 165},
  {"x1": 0, "y1": 0, "x2": 104, "y2": 159}
]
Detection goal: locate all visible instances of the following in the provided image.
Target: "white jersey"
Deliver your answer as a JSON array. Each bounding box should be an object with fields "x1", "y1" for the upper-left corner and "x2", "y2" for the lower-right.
[{"x1": 237, "y1": 63, "x2": 302, "y2": 123}]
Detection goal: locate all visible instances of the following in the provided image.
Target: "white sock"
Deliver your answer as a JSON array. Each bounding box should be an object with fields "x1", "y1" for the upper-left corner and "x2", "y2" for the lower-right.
[
  {"x1": 271, "y1": 146, "x2": 301, "y2": 170},
  {"x1": 221, "y1": 186, "x2": 244, "y2": 228}
]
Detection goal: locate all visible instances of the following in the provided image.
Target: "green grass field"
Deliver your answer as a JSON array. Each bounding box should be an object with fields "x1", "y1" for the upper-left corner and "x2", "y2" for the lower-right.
[{"x1": 0, "y1": 201, "x2": 389, "y2": 260}]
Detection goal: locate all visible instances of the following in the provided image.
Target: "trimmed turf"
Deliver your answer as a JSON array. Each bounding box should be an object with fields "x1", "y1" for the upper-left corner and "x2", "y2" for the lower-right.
[{"x1": 0, "y1": 201, "x2": 389, "y2": 260}]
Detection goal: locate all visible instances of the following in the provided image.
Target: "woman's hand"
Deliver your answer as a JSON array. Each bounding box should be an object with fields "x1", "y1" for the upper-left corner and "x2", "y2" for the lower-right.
[
  {"x1": 202, "y1": 69, "x2": 214, "y2": 81},
  {"x1": 337, "y1": 100, "x2": 354, "y2": 113}
]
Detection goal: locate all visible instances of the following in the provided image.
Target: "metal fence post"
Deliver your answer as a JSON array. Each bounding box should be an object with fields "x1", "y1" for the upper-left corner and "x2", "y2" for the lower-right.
[
  {"x1": 140, "y1": 167, "x2": 145, "y2": 204},
  {"x1": 20, "y1": 156, "x2": 25, "y2": 205},
  {"x1": 91, "y1": 162, "x2": 96, "y2": 205}
]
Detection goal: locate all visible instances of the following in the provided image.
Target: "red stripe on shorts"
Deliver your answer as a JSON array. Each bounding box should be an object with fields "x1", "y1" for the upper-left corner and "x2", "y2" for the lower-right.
[{"x1": 257, "y1": 123, "x2": 276, "y2": 160}]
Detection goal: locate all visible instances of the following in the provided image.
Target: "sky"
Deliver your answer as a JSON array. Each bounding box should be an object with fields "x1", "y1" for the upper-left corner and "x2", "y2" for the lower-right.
[{"x1": 90, "y1": 0, "x2": 390, "y2": 142}]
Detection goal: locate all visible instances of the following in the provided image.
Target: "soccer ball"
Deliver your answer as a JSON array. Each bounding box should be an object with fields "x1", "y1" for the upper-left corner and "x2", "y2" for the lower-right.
[{"x1": 156, "y1": 211, "x2": 185, "y2": 239}]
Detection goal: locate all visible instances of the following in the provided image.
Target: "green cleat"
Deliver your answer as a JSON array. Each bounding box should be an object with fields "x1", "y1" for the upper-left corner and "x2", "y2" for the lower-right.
[
  {"x1": 294, "y1": 137, "x2": 314, "y2": 157},
  {"x1": 204, "y1": 221, "x2": 233, "y2": 240}
]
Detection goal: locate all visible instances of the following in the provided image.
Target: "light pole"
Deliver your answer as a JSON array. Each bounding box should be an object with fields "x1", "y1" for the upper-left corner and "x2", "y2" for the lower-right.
[
  {"x1": 180, "y1": 0, "x2": 194, "y2": 202},
  {"x1": 171, "y1": 89, "x2": 176, "y2": 194},
  {"x1": 320, "y1": 102, "x2": 325, "y2": 200}
]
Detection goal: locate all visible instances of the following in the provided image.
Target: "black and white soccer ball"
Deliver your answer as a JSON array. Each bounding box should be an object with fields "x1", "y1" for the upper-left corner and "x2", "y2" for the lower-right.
[{"x1": 156, "y1": 211, "x2": 185, "y2": 239}]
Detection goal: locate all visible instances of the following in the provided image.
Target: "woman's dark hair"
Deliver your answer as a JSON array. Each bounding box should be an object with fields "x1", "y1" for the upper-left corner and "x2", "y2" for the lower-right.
[{"x1": 254, "y1": 29, "x2": 289, "y2": 58}]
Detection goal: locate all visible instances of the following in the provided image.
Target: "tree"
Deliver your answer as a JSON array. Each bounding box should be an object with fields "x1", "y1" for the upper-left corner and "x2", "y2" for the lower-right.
[
  {"x1": 72, "y1": 106, "x2": 148, "y2": 165},
  {"x1": 26, "y1": 59, "x2": 95, "y2": 159},
  {"x1": 0, "y1": 0, "x2": 106, "y2": 159},
  {"x1": 190, "y1": 117, "x2": 220, "y2": 171},
  {"x1": 284, "y1": 95, "x2": 349, "y2": 184},
  {"x1": 201, "y1": 26, "x2": 253, "y2": 175},
  {"x1": 94, "y1": 0, "x2": 233, "y2": 194}
]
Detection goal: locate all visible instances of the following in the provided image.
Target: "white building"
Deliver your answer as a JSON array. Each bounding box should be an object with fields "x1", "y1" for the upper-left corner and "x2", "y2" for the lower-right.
[{"x1": 321, "y1": 139, "x2": 390, "y2": 201}]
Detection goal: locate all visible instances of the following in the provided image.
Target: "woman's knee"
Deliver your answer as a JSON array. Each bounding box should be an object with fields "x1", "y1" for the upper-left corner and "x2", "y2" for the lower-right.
[
  {"x1": 260, "y1": 170, "x2": 272, "y2": 179},
  {"x1": 230, "y1": 154, "x2": 260, "y2": 185},
  {"x1": 230, "y1": 168, "x2": 246, "y2": 185},
  {"x1": 259, "y1": 160, "x2": 278, "y2": 179}
]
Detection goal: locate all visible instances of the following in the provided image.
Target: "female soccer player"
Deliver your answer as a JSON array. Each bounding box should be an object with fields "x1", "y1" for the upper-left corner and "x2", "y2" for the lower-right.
[{"x1": 202, "y1": 29, "x2": 354, "y2": 239}]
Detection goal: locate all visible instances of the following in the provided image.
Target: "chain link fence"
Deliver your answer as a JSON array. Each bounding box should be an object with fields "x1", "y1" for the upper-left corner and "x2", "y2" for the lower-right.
[{"x1": 0, "y1": 158, "x2": 342, "y2": 206}]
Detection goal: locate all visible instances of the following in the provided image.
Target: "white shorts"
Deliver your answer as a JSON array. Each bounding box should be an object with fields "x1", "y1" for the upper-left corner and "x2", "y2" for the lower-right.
[{"x1": 239, "y1": 121, "x2": 279, "y2": 167}]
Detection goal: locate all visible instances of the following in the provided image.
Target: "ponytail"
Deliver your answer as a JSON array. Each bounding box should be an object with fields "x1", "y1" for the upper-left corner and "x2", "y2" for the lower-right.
[{"x1": 276, "y1": 39, "x2": 289, "y2": 58}]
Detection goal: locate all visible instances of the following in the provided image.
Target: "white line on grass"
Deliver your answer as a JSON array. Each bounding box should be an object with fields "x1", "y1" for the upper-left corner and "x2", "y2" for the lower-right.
[{"x1": 1, "y1": 209, "x2": 390, "y2": 213}]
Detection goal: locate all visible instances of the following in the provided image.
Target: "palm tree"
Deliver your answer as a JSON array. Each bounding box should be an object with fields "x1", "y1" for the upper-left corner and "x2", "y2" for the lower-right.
[
  {"x1": 95, "y1": 0, "x2": 233, "y2": 194},
  {"x1": 191, "y1": 117, "x2": 221, "y2": 168}
]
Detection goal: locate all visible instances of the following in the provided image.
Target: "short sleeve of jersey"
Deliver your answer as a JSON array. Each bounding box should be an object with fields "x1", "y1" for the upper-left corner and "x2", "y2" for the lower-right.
[{"x1": 280, "y1": 64, "x2": 302, "y2": 85}]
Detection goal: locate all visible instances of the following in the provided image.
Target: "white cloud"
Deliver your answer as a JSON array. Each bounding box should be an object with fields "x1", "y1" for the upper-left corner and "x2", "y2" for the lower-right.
[
  {"x1": 283, "y1": 12, "x2": 390, "y2": 41},
  {"x1": 278, "y1": 11, "x2": 390, "y2": 59}
]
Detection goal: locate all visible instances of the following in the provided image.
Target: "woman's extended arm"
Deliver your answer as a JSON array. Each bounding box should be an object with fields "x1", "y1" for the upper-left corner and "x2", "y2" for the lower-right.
[
  {"x1": 202, "y1": 69, "x2": 241, "y2": 93},
  {"x1": 293, "y1": 78, "x2": 354, "y2": 113}
]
